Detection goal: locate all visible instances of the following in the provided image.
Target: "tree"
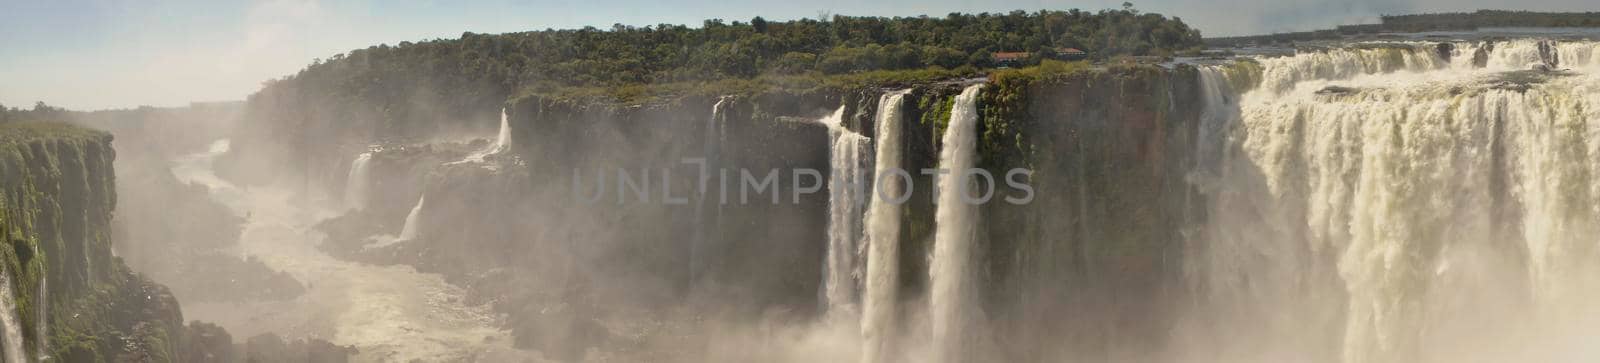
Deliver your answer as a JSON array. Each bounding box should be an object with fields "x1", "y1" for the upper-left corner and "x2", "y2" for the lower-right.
[
  {"x1": 752, "y1": 16, "x2": 768, "y2": 33},
  {"x1": 773, "y1": 52, "x2": 817, "y2": 74}
]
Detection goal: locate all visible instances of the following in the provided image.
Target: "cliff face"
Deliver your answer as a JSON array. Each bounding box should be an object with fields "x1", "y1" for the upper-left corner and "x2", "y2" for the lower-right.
[
  {"x1": 273, "y1": 65, "x2": 1210, "y2": 360},
  {"x1": 0, "y1": 122, "x2": 199, "y2": 361},
  {"x1": 976, "y1": 66, "x2": 1204, "y2": 361}
]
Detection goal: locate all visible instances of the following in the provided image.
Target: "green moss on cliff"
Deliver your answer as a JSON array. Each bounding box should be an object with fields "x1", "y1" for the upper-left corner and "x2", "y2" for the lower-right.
[
  {"x1": 0, "y1": 122, "x2": 194, "y2": 362},
  {"x1": 517, "y1": 67, "x2": 976, "y2": 106},
  {"x1": 918, "y1": 90, "x2": 957, "y2": 148},
  {"x1": 1221, "y1": 58, "x2": 1264, "y2": 92},
  {"x1": 968, "y1": 64, "x2": 1206, "y2": 360},
  {"x1": 979, "y1": 60, "x2": 1097, "y2": 171}
]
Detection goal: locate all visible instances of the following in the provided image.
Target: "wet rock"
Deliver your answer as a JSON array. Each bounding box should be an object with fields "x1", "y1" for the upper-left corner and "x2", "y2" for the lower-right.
[
  {"x1": 1472, "y1": 45, "x2": 1490, "y2": 68},
  {"x1": 1316, "y1": 85, "x2": 1360, "y2": 95},
  {"x1": 1537, "y1": 40, "x2": 1561, "y2": 68}
]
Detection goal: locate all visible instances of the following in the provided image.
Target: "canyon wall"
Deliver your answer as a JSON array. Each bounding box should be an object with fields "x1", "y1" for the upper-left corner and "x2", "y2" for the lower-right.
[
  {"x1": 0, "y1": 122, "x2": 194, "y2": 361},
  {"x1": 266, "y1": 63, "x2": 1210, "y2": 361}
]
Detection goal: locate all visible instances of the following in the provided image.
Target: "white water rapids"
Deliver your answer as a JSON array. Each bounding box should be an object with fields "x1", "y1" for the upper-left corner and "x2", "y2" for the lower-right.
[
  {"x1": 173, "y1": 140, "x2": 531, "y2": 362},
  {"x1": 1183, "y1": 39, "x2": 1600, "y2": 363}
]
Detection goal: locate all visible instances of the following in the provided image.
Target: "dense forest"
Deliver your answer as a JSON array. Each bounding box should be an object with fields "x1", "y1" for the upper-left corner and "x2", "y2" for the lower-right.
[
  {"x1": 0, "y1": 102, "x2": 72, "y2": 124},
  {"x1": 221, "y1": 6, "x2": 1203, "y2": 183},
  {"x1": 281, "y1": 7, "x2": 1200, "y2": 101},
  {"x1": 1206, "y1": 10, "x2": 1600, "y2": 46},
  {"x1": 1382, "y1": 10, "x2": 1600, "y2": 31}
]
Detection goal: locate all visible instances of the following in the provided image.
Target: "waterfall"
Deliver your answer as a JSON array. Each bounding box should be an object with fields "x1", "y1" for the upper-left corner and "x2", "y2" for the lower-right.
[
  {"x1": 822, "y1": 105, "x2": 873, "y2": 317},
  {"x1": 1193, "y1": 66, "x2": 1238, "y2": 183},
  {"x1": 454, "y1": 107, "x2": 513, "y2": 164},
  {"x1": 690, "y1": 97, "x2": 729, "y2": 288},
  {"x1": 33, "y1": 275, "x2": 45, "y2": 361},
  {"x1": 344, "y1": 152, "x2": 373, "y2": 211},
  {"x1": 368, "y1": 195, "x2": 426, "y2": 249},
  {"x1": 0, "y1": 268, "x2": 26, "y2": 363},
  {"x1": 861, "y1": 90, "x2": 909, "y2": 363},
  {"x1": 1188, "y1": 39, "x2": 1600, "y2": 362},
  {"x1": 492, "y1": 107, "x2": 512, "y2": 152},
  {"x1": 397, "y1": 195, "x2": 426, "y2": 241},
  {"x1": 930, "y1": 84, "x2": 983, "y2": 361},
  {"x1": 1248, "y1": 40, "x2": 1600, "y2": 98}
]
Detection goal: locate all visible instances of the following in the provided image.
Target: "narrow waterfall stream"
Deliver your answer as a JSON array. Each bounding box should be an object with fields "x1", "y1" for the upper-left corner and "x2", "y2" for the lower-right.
[
  {"x1": 33, "y1": 275, "x2": 45, "y2": 362},
  {"x1": 344, "y1": 152, "x2": 373, "y2": 211},
  {"x1": 691, "y1": 97, "x2": 730, "y2": 288},
  {"x1": 930, "y1": 84, "x2": 984, "y2": 362},
  {"x1": 0, "y1": 268, "x2": 26, "y2": 363},
  {"x1": 822, "y1": 105, "x2": 872, "y2": 318},
  {"x1": 453, "y1": 107, "x2": 514, "y2": 165},
  {"x1": 860, "y1": 90, "x2": 910, "y2": 363}
]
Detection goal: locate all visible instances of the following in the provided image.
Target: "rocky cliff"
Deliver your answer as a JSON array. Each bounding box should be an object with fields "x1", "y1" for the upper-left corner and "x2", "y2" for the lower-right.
[
  {"x1": 289, "y1": 63, "x2": 1212, "y2": 361},
  {"x1": 0, "y1": 121, "x2": 348, "y2": 362},
  {"x1": 0, "y1": 122, "x2": 187, "y2": 361}
]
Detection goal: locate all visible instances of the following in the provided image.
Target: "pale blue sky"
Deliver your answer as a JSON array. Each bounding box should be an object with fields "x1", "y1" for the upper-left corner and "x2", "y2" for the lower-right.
[{"x1": 3, "y1": 0, "x2": 1596, "y2": 109}]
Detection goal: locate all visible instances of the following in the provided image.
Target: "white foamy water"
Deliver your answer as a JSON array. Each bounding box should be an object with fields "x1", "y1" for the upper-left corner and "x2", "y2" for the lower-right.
[
  {"x1": 929, "y1": 84, "x2": 983, "y2": 362},
  {"x1": 1183, "y1": 39, "x2": 1600, "y2": 363},
  {"x1": 0, "y1": 267, "x2": 26, "y2": 363},
  {"x1": 821, "y1": 105, "x2": 872, "y2": 318},
  {"x1": 344, "y1": 152, "x2": 373, "y2": 211},
  {"x1": 172, "y1": 139, "x2": 531, "y2": 362},
  {"x1": 691, "y1": 97, "x2": 731, "y2": 287},
  {"x1": 454, "y1": 108, "x2": 514, "y2": 165},
  {"x1": 34, "y1": 275, "x2": 45, "y2": 361},
  {"x1": 861, "y1": 90, "x2": 909, "y2": 363},
  {"x1": 366, "y1": 195, "x2": 426, "y2": 250}
]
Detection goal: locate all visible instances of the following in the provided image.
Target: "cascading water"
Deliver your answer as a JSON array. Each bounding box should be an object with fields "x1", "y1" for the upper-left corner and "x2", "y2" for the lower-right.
[
  {"x1": 368, "y1": 195, "x2": 426, "y2": 249},
  {"x1": 929, "y1": 84, "x2": 983, "y2": 362},
  {"x1": 34, "y1": 275, "x2": 45, "y2": 361},
  {"x1": 397, "y1": 195, "x2": 426, "y2": 241},
  {"x1": 344, "y1": 152, "x2": 373, "y2": 211},
  {"x1": 0, "y1": 268, "x2": 26, "y2": 363},
  {"x1": 1187, "y1": 39, "x2": 1600, "y2": 362},
  {"x1": 454, "y1": 108, "x2": 513, "y2": 164},
  {"x1": 821, "y1": 105, "x2": 873, "y2": 318},
  {"x1": 690, "y1": 97, "x2": 729, "y2": 288},
  {"x1": 861, "y1": 90, "x2": 909, "y2": 363}
]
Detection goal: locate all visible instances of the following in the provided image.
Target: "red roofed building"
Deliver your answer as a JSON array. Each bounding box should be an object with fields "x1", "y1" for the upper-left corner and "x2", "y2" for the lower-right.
[{"x1": 992, "y1": 52, "x2": 1031, "y2": 67}]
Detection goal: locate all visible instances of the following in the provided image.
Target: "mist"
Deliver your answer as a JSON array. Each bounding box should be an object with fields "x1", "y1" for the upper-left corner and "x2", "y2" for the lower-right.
[{"x1": 6, "y1": 2, "x2": 1600, "y2": 363}]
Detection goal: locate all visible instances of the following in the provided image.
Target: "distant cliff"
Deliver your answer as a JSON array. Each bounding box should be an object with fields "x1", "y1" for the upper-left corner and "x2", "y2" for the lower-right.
[{"x1": 0, "y1": 122, "x2": 218, "y2": 361}]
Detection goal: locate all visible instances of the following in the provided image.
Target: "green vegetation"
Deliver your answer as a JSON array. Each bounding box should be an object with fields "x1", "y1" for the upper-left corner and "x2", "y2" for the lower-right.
[
  {"x1": 979, "y1": 59, "x2": 1096, "y2": 169},
  {"x1": 1220, "y1": 58, "x2": 1263, "y2": 93},
  {"x1": 530, "y1": 66, "x2": 978, "y2": 104},
  {"x1": 1208, "y1": 10, "x2": 1600, "y2": 46},
  {"x1": 1383, "y1": 10, "x2": 1600, "y2": 31},
  {"x1": 277, "y1": 6, "x2": 1199, "y2": 105},
  {"x1": 0, "y1": 121, "x2": 106, "y2": 146},
  {"x1": 226, "y1": 6, "x2": 1202, "y2": 182},
  {"x1": 0, "y1": 122, "x2": 200, "y2": 362},
  {"x1": 0, "y1": 102, "x2": 71, "y2": 125}
]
